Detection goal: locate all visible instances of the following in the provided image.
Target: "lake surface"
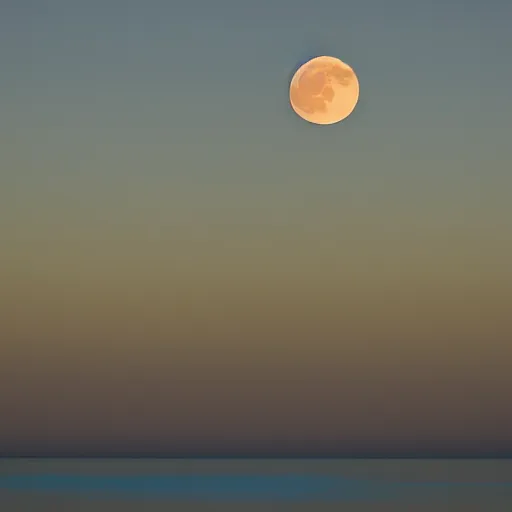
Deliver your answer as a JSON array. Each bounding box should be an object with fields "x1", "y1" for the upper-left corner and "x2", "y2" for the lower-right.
[{"x1": 1, "y1": 458, "x2": 511, "y2": 510}]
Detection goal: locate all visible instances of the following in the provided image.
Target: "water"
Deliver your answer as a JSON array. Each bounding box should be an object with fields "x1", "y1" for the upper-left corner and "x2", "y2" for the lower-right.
[{"x1": 1, "y1": 458, "x2": 511, "y2": 510}]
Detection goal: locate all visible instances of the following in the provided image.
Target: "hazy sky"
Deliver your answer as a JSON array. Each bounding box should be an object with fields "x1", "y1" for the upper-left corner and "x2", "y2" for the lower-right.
[{"x1": 1, "y1": 0, "x2": 511, "y2": 456}]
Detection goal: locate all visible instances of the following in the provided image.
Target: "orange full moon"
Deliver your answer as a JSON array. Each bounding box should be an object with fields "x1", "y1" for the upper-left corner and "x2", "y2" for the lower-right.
[{"x1": 289, "y1": 55, "x2": 359, "y2": 125}]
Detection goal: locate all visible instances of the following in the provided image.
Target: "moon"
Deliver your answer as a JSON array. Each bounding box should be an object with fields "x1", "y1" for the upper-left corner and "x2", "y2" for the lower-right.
[{"x1": 289, "y1": 55, "x2": 359, "y2": 125}]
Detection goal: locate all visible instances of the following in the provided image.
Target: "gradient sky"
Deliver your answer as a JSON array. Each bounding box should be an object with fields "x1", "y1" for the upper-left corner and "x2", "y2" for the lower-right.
[{"x1": 1, "y1": 0, "x2": 511, "y2": 456}]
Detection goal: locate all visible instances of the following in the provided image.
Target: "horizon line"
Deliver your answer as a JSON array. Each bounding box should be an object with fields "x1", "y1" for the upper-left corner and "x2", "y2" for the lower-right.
[{"x1": 2, "y1": 454, "x2": 512, "y2": 460}]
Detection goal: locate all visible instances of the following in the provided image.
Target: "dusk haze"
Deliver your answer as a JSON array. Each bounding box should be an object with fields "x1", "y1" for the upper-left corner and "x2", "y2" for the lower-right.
[{"x1": 1, "y1": 0, "x2": 511, "y2": 461}]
